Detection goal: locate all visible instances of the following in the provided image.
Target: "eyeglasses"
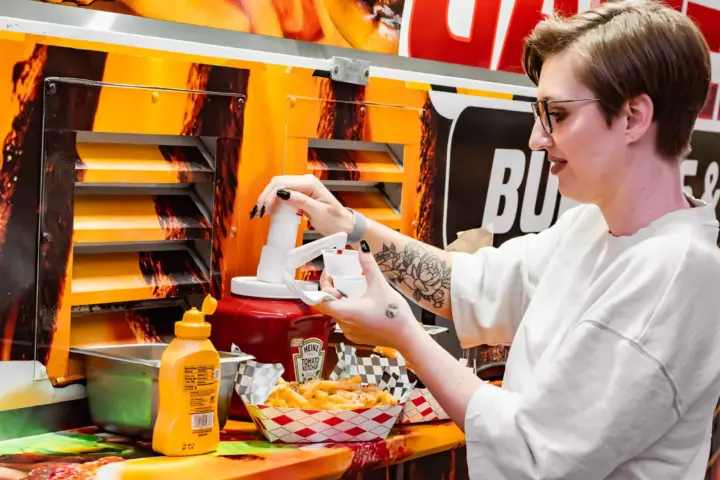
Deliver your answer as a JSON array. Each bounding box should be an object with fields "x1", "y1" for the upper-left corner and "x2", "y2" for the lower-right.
[{"x1": 530, "y1": 98, "x2": 599, "y2": 135}]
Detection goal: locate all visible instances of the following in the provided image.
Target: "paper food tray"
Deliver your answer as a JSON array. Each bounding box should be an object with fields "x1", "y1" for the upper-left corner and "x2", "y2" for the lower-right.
[
  {"x1": 235, "y1": 344, "x2": 415, "y2": 443},
  {"x1": 398, "y1": 357, "x2": 480, "y2": 424},
  {"x1": 398, "y1": 388, "x2": 449, "y2": 424}
]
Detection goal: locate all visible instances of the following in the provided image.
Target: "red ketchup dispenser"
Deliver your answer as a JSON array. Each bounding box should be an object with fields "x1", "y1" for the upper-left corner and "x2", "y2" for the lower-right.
[{"x1": 209, "y1": 204, "x2": 347, "y2": 419}]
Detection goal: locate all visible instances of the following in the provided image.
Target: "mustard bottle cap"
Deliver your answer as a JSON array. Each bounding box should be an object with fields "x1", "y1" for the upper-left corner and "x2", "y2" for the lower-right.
[{"x1": 175, "y1": 295, "x2": 218, "y2": 338}]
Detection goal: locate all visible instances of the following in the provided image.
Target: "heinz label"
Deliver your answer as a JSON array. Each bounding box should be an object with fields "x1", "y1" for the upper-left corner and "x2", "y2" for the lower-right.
[{"x1": 291, "y1": 338, "x2": 325, "y2": 383}]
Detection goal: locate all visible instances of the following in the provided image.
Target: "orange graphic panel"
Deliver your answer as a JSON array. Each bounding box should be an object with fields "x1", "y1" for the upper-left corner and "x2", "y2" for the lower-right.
[
  {"x1": 45, "y1": 247, "x2": 74, "y2": 381},
  {"x1": 334, "y1": 190, "x2": 401, "y2": 231},
  {"x1": 402, "y1": 144, "x2": 422, "y2": 237},
  {"x1": 364, "y1": 77, "x2": 428, "y2": 110},
  {"x1": 323, "y1": 0, "x2": 402, "y2": 54},
  {"x1": 119, "y1": 0, "x2": 251, "y2": 32},
  {"x1": 76, "y1": 143, "x2": 213, "y2": 184},
  {"x1": 35, "y1": 0, "x2": 366, "y2": 51},
  {"x1": 91, "y1": 84, "x2": 200, "y2": 136},
  {"x1": 70, "y1": 311, "x2": 162, "y2": 348},
  {"x1": 309, "y1": 147, "x2": 403, "y2": 184},
  {"x1": 287, "y1": 96, "x2": 423, "y2": 145},
  {"x1": 74, "y1": 195, "x2": 211, "y2": 244},
  {"x1": 213, "y1": 66, "x2": 295, "y2": 289},
  {"x1": 45, "y1": 79, "x2": 236, "y2": 137},
  {"x1": 71, "y1": 251, "x2": 208, "y2": 306},
  {"x1": 0, "y1": 13, "x2": 447, "y2": 423}
]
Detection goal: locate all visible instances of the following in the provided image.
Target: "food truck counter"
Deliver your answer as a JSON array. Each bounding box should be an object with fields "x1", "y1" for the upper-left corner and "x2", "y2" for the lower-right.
[{"x1": 0, "y1": 420, "x2": 466, "y2": 479}]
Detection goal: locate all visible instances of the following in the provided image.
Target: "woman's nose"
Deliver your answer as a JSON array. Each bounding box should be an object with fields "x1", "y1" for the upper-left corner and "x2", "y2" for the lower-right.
[{"x1": 528, "y1": 120, "x2": 553, "y2": 151}]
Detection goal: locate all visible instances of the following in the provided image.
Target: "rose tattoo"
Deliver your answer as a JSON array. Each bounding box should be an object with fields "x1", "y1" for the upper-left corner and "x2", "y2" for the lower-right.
[{"x1": 375, "y1": 242, "x2": 451, "y2": 309}]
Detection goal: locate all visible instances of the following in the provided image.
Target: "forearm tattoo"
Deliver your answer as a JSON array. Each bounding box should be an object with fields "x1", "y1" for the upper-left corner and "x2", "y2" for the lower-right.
[
  {"x1": 385, "y1": 303, "x2": 399, "y2": 318},
  {"x1": 375, "y1": 242, "x2": 452, "y2": 308}
]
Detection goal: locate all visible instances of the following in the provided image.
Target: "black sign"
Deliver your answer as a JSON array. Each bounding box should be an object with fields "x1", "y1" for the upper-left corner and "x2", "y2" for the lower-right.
[{"x1": 443, "y1": 104, "x2": 720, "y2": 246}]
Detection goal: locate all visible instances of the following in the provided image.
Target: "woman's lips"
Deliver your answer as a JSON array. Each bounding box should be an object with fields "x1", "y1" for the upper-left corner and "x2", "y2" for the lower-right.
[{"x1": 549, "y1": 157, "x2": 567, "y2": 175}]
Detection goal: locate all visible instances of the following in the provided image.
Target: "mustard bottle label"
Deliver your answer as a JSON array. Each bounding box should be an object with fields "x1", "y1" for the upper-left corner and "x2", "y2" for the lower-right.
[{"x1": 183, "y1": 364, "x2": 218, "y2": 433}]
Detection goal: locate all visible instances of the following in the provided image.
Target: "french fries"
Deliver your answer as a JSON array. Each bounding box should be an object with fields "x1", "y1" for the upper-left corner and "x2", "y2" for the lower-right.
[
  {"x1": 373, "y1": 346, "x2": 400, "y2": 359},
  {"x1": 373, "y1": 343, "x2": 415, "y2": 371},
  {"x1": 265, "y1": 375, "x2": 398, "y2": 410}
]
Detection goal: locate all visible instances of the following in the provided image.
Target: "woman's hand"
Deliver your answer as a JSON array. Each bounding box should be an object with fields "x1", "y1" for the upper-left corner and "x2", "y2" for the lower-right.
[
  {"x1": 253, "y1": 174, "x2": 353, "y2": 237},
  {"x1": 318, "y1": 244, "x2": 486, "y2": 435},
  {"x1": 314, "y1": 241, "x2": 422, "y2": 350}
]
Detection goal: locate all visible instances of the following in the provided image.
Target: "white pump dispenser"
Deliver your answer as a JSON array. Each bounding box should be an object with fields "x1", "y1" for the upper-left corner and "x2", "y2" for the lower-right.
[{"x1": 231, "y1": 204, "x2": 347, "y2": 304}]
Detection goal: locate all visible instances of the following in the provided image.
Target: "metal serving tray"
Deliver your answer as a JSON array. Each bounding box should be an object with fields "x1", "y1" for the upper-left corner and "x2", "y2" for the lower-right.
[{"x1": 70, "y1": 343, "x2": 254, "y2": 440}]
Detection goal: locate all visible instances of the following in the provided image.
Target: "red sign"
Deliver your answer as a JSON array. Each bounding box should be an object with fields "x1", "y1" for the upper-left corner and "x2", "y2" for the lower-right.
[{"x1": 404, "y1": 0, "x2": 719, "y2": 74}]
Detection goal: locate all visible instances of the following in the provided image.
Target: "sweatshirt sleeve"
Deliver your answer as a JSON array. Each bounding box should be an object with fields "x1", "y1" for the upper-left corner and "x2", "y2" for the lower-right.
[
  {"x1": 464, "y1": 321, "x2": 678, "y2": 480},
  {"x1": 450, "y1": 206, "x2": 586, "y2": 347}
]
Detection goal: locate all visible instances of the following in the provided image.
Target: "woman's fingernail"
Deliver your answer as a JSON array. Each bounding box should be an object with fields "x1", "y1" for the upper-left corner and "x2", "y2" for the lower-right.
[
  {"x1": 249, "y1": 205, "x2": 258, "y2": 220},
  {"x1": 337, "y1": 289, "x2": 348, "y2": 298},
  {"x1": 259, "y1": 205, "x2": 266, "y2": 218},
  {"x1": 360, "y1": 240, "x2": 370, "y2": 253},
  {"x1": 277, "y1": 189, "x2": 291, "y2": 200}
]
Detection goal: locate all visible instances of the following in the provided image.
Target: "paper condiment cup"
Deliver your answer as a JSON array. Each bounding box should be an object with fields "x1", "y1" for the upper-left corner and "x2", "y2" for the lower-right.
[
  {"x1": 333, "y1": 276, "x2": 367, "y2": 298},
  {"x1": 322, "y1": 249, "x2": 362, "y2": 278}
]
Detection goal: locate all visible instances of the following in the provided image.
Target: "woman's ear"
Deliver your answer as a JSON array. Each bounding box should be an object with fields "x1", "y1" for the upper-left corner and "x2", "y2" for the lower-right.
[{"x1": 624, "y1": 94, "x2": 654, "y2": 146}]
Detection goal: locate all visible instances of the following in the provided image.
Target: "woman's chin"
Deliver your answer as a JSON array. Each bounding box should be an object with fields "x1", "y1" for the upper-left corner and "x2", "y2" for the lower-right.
[{"x1": 557, "y1": 180, "x2": 587, "y2": 205}]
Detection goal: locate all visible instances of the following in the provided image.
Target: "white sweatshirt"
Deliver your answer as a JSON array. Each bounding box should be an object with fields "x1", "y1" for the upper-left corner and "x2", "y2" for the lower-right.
[{"x1": 450, "y1": 196, "x2": 720, "y2": 480}]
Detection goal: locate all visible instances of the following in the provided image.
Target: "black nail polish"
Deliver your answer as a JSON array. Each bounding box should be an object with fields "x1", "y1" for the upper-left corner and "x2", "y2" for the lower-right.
[
  {"x1": 249, "y1": 205, "x2": 258, "y2": 219},
  {"x1": 277, "y1": 189, "x2": 291, "y2": 200},
  {"x1": 360, "y1": 240, "x2": 370, "y2": 253},
  {"x1": 259, "y1": 205, "x2": 266, "y2": 218},
  {"x1": 337, "y1": 289, "x2": 348, "y2": 298}
]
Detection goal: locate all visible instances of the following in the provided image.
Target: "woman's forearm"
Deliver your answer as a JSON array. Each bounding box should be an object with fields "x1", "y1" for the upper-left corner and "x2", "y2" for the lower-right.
[
  {"x1": 361, "y1": 219, "x2": 454, "y2": 319},
  {"x1": 399, "y1": 322, "x2": 484, "y2": 431}
]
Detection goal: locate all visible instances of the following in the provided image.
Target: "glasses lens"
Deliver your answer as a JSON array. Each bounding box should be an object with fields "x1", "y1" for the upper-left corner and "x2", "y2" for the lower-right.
[{"x1": 537, "y1": 101, "x2": 551, "y2": 134}]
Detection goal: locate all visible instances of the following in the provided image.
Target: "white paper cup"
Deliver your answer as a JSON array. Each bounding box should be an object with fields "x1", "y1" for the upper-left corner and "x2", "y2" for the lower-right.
[
  {"x1": 322, "y1": 249, "x2": 363, "y2": 278},
  {"x1": 333, "y1": 276, "x2": 367, "y2": 298}
]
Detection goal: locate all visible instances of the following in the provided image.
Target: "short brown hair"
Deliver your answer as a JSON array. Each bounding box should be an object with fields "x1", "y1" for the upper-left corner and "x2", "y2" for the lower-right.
[{"x1": 523, "y1": 0, "x2": 711, "y2": 159}]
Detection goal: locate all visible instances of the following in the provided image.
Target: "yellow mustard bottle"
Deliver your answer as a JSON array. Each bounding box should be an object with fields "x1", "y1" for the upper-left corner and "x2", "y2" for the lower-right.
[{"x1": 152, "y1": 295, "x2": 220, "y2": 456}]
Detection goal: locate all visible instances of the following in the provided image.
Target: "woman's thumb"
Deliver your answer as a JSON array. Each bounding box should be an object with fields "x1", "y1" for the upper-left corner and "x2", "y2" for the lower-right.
[{"x1": 358, "y1": 241, "x2": 384, "y2": 283}]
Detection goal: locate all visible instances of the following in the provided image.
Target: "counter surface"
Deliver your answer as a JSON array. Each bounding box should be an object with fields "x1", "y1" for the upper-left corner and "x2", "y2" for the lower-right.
[{"x1": 0, "y1": 420, "x2": 465, "y2": 479}]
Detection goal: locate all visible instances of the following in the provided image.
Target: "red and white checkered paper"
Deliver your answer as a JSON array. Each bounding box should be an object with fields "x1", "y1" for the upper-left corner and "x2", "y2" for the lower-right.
[
  {"x1": 397, "y1": 357, "x2": 484, "y2": 424},
  {"x1": 236, "y1": 344, "x2": 413, "y2": 443},
  {"x1": 247, "y1": 403, "x2": 403, "y2": 443},
  {"x1": 398, "y1": 388, "x2": 449, "y2": 424}
]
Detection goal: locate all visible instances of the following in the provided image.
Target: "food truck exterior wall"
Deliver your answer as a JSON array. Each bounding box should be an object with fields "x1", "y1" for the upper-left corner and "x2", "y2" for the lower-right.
[{"x1": 0, "y1": 0, "x2": 718, "y2": 475}]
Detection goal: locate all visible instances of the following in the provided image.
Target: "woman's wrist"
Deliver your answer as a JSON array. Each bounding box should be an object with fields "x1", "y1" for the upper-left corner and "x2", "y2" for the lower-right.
[
  {"x1": 395, "y1": 314, "x2": 428, "y2": 355},
  {"x1": 346, "y1": 209, "x2": 367, "y2": 245},
  {"x1": 338, "y1": 207, "x2": 355, "y2": 238}
]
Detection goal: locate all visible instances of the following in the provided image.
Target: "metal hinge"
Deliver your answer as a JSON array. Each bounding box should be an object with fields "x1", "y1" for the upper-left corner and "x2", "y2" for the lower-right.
[{"x1": 330, "y1": 57, "x2": 371, "y2": 86}]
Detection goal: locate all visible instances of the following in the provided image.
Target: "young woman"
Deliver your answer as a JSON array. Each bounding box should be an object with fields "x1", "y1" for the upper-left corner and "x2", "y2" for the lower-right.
[{"x1": 254, "y1": 1, "x2": 720, "y2": 478}]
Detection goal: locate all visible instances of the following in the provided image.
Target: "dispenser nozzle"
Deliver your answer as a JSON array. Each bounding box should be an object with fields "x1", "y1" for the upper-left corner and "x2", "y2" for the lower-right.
[
  {"x1": 284, "y1": 232, "x2": 348, "y2": 272},
  {"x1": 282, "y1": 232, "x2": 349, "y2": 306}
]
